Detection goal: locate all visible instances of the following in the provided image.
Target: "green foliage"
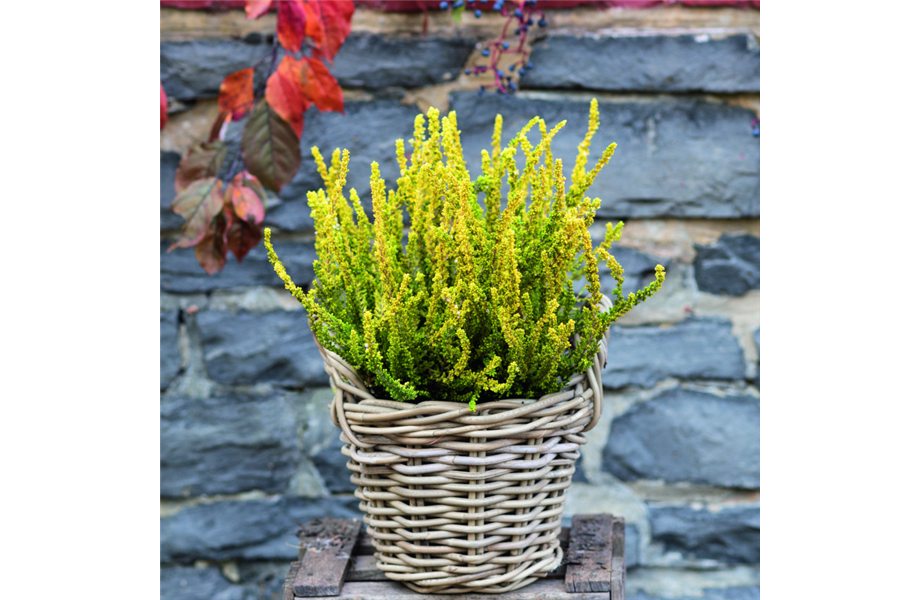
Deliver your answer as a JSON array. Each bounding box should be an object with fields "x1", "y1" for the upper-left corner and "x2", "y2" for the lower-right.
[{"x1": 266, "y1": 99, "x2": 665, "y2": 410}]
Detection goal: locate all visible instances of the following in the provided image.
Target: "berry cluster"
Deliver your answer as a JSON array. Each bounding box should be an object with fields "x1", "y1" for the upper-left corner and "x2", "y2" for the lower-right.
[{"x1": 442, "y1": 0, "x2": 546, "y2": 94}]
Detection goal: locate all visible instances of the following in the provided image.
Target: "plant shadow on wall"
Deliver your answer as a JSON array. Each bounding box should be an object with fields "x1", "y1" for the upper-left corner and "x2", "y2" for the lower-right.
[
  {"x1": 161, "y1": 0, "x2": 355, "y2": 274},
  {"x1": 266, "y1": 101, "x2": 666, "y2": 411}
]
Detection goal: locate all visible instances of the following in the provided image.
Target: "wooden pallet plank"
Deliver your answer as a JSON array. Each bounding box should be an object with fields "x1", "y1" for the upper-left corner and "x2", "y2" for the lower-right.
[
  {"x1": 610, "y1": 517, "x2": 626, "y2": 600},
  {"x1": 335, "y1": 580, "x2": 608, "y2": 600},
  {"x1": 293, "y1": 517, "x2": 362, "y2": 597},
  {"x1": 282, "y1": 561, "x2": 299, "y2": 600},
  {"x1": 564, "y1": 514, "x2": 615, "y2": 593}
]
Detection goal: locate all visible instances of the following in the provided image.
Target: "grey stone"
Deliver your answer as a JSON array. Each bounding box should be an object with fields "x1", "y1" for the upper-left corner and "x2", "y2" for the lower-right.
[
  {"x1": 161, "y1": 151, "x2": 184, "y2": 230},
  {"x1": 160, "y1": 496, "x2": 361, "y2": 563},
  {"x1": 449, "y1": 92, "x2": 759, "y2": 219},
  {"x1": 161, "y1": 34, "x2": 475, "y2": 101},
  {"x1": 522, "y1": 34, "x2": 759, "y2": 93},
  {"x1": 197, "y1": 310, "x2": 328, "y2": 387},
  {"x1": 603, "y1": 388, "x2": 759, "y2": 488},
  {"x1": 625, "y1": 523, "x2": 640, "y2": 569},
  {"x1": 160, "y1": 566, "x2": 255, "y2": 600},
  {"x1": 160, "y1": 39, "x2": 273, "y2": 101},
  {"x1": 572, "y1": 454, "x2": 588, "y2": 483},
  {"x1": 650, "y1": 504, "x2": 759, "y2": 564},
  {"x1": 160, "y1": 239, "x2": 315, "y2": 293},
  {"x1": 269, "y1": 100, "x2": 422, "y2": 230},
  {"x1": 160, "y1": 393, "x2": 301, "y2": 497},
  {"x1": 311, "y1": 442, "x2": 353, "y2": 494},
  {"x1": 630, "y1": 587, "x2": 760, "y2": 600},
  {"x1": 694, "y1": 234, "x2": 760, "y2": 296},
  {"x1": 333, "y1": 33, "x2": 477, "y2": 90},
  {"x1": 161, "y1": 310, "x2": 182, "y2": 391},
  {"x1": 753, "y1": 328, "x2": 760, "y2": 386},
  {"x1": 601, "y1": 318, "x2": 746, "y2": 389}
]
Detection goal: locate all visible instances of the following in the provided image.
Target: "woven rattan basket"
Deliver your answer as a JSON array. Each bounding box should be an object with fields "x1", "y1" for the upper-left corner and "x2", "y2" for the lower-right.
[{"x1": 315, "y1": 296, "x2": 612, "y2": 594}]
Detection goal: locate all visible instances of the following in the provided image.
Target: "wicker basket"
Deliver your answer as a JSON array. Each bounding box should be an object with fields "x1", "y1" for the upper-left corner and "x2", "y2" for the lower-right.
[{"x1": 315, "y1": 298, "x2": 611, "y2": 594}]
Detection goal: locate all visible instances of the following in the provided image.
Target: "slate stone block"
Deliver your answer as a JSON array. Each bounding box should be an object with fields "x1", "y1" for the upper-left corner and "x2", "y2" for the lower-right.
[
  {"x1": 603, "y1": 388, "x2": 759, "y2": 488},
  {"x1": 601, "y1": 318, "x2": 746, "y2": 389},
  {"x1": 333, "y1": 33, "x2": 477, "y2": 90},
  {"x1": 311, "y1": 442, "x2": 353, "y2": 494},
  {"x1": 650, "y1": 504, "x2": 760, "y2": 564},
  {"x1": 160, "y1": 496, "x2": 361, "y2": 563},
  {"x1": 630, "y1": 587, "x2": 760, "y2": 600},
  {"x1": 160, "y1": 393, "x2": 300, "y2": 497},
  {"x1": 625, "y1": 523, "x2": 641, "y2": 569},
  {"x1": 160, "y1": 566, "x2": 255, "y2": 600},
  {"x1": 161, "y1": 34, "x2": 476, "y2": 101},
  {"x1": 522, "y1": 34, "x2": 759, "y2": 93},
  {"x1": 694, "y1": 234, "x2": 760, "y2": 296},
  {"x1": 160, "y1": 239, "x2": 315, "y2": 293},
  {"x1": 449, "y1": 92, "x2": 759, "y2": 219},
  {"x1": 197, "y1": 310, "x2": 328, "y2": 387},
  {"x1": 160, "y1": 39, "x2": 273, "y2": 101},
  {"x1": 161, "y1": 310, "x2": 182, "y2": 391}
]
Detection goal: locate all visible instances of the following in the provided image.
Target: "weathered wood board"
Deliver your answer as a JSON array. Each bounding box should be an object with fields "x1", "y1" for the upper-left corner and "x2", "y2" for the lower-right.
[
  {"x1": 292, "y1": 518, "x2": 362, "y2": 597},
  {"x1": 565, "y1": 514, "x2": 618, "y2": 593},
  {"x1": 283, "y1": 515, "x2": 625, "y2": 600}
]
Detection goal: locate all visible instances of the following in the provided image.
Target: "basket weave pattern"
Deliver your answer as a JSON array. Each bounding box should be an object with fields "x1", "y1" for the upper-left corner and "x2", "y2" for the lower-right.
[{"x1": 317, "y1": 302, "x2": 611, "y2": 594}]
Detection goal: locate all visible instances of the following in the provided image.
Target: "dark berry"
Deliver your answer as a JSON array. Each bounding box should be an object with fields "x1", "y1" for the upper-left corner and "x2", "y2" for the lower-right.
[
  {"x1": 453, "y1": 0, "x2": 463, "y2": 8},
  {"x1": 752, "y1": 128, "x2": 760, "y2": 137},
  {"x1": 538, "y1": 18, "x2": 547, "y2": 27},
  {"x1": 518, "y1": 68, "x2": 525, "y2": 76},
  {"x1": 465, "y1": 68, "x2": 471, "y2": 75},
  {"x1": 509, "y1": 64, "x2": 516, "y2": 72},
  {"x1": 502, "y1": 42, "x2": 510, "y2": 49},
  {"x1": 527, "y1": 18, "x2": 534, "y2": 25},
  {"x1": 475, "y1": 9, "x2": 481, "y2": 17},
  {"x1": 526, "y1": 62, "x2": 533, "y2": 68},
  {"x1": 514, "y1": 8, "x2": 522, "y2": 17},
  {"x1": 514, "y1": 28, "x2": 520, "y2": 35},
  {"x1": 481, "y1": 48, "x2": 490, "y2": 56},
  {"x1": 440, "y1": 1, "x2": 448, "y2": 8},
  {"x1": 509, "y1": 81, "x2": 517, "y2": 91},
  {"x1": 497, "y1": 69, "x2": 504, "y2": 78},
  {"x1": 478, "y1": 86, "x2": 485, "y2": 96}
]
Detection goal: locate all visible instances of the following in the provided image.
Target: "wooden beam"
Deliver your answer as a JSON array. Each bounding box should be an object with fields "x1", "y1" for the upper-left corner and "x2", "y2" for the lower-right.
[
  {"x1": 564, "y1": 514, "x2": 616, "y2": 594},
  {"x1": 334, "y1": 580, "x2": 609, "y2": 600},
  {"x1": 292, "y1": 517, "x2": 362, "y2": 597}
]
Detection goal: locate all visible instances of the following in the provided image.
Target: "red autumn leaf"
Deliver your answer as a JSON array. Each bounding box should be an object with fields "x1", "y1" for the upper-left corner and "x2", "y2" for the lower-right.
[
  {"x1": 266, "y1": 55, "x2": 306, "y2": 138},
  {"x1": 175, "y1": 141, "x2": 227, "y2": 193},
  {"x1": 225, "y1": 215, "x2": 263, "y2": 263},
  {"x1": 225, "y1": 174, "x2": 266, "y2": 223},
  {"x1": 302, "y1": 0, "x2": 325, "y2": 49},
  {"x1": 268, "y1": 55, "x2": 343, "y2": 116},
  {"x1": 302, "y1": 56, "x2": 343, "y2": 113},
  {"x1": 160, "y1": 83, "x2": 168, "y2": 130},
  {"x1": 218, "y1": 68, "x2": 255, "y2": 121},
  {"x1": 195, "y1": 209, "x2": 230, "y2": 275},
  {"x1": 169, "y1": 178, "x2": 225, "y2": 251},
  {"x1": 244, "y1": 0, "x2": 272, "y2": 19},
  {"x1": 304, "y1": 0, "x2": 354, "y2": 65},
  {"x1": 241, "y1": 100, "x2": 302, "y2": 193},
  {"x1": 277, "y1": 0, "x2": 307, "y2": 52}
]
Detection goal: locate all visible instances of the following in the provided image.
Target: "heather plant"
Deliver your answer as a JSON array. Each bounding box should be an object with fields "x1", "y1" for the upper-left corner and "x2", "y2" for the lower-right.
[{"x1": 266, "y1": 99, "x2": 665, "y2": 410}]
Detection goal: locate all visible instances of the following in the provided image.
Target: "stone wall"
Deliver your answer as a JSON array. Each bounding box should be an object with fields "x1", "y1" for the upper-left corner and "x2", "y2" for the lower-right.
[{"x1": 160, "y1": 4, "x2": 760, "y2": 599}]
